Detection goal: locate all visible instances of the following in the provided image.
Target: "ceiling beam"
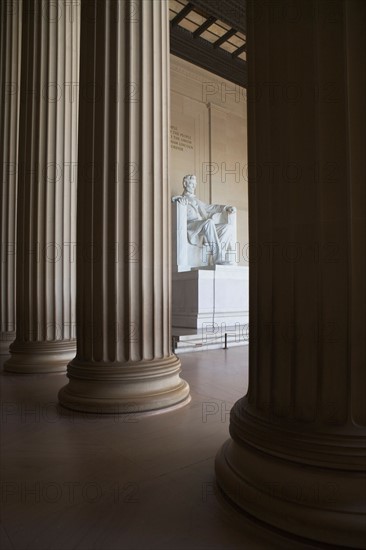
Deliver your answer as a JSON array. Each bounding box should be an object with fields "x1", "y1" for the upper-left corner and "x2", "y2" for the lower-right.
[
  {"x1": 232, "y1": 43, "x2": 247, "y2": 58},
  {"x1": 188, "y1": 0, "x2": 246, "y2": 34},
  {"x1": 170, "y1": 23, "x2": 247, "y2": 88},
  {"x1": 213, "y1": 28, "x2": 237, "y2": 48},
  {"x1": 171, "y1": 2, "x2": 194, "y2": 27},
  {"x1": 192, "y1": 16, "x2": 216, "y2": 38}
]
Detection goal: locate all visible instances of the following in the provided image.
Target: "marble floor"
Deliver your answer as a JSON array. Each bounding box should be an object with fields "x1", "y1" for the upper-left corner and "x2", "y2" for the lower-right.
[{"x1": 1, "y1": 348, "x2": 328, "y2": 550}]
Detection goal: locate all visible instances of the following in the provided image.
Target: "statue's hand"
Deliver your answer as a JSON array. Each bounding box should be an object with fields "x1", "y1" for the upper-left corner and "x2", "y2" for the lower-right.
[
  {"x1": 224, "y1": 205, "x2": 236, "y2": 213},
  {"x1": 172, "y1": 195, "x2": 188, "y2": 205}
]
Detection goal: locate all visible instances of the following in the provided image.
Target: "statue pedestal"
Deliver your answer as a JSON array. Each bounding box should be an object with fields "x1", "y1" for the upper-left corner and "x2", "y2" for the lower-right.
[{"x1": 172, "y1": 266, "x2": 249, "y2": 331}]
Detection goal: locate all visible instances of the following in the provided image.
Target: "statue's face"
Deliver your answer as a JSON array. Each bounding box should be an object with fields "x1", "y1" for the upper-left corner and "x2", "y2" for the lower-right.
[{"x1": 185, "y1": 176, "x2": 197, "y2": 194}]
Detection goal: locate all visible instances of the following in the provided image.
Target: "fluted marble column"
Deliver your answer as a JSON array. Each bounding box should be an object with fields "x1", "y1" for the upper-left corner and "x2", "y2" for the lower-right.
[
  {"x1": 4, "y1": 0, "x2": 80, "y2": 372},
  {"x1": 58, "y1": 0, "x2": 190, "y2": 414},
  {"x1": 216, "y1": 0, "x2": 366, "y2": 547},
  {"x1": 0, "y1": 0, "x2": 22, "y2": 354}
]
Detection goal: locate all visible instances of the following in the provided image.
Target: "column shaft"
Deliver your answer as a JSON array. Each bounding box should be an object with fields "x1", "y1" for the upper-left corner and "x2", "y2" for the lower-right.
[
  {"x1": 0, "y1": 0, "x2": 22, "y2": 353},
  {"x1": 216, "y1": 1, "x2": 366, "y2": 547},
  {"x1": 4, "y1": 0, "x2": 80, "y2": 372},
  {"x1": 58, "y1": 0, "x2": 190, "y2": 413}
]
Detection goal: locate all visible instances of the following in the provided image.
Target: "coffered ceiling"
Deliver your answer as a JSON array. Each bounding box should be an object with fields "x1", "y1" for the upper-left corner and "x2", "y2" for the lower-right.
[{"x1": 169, "y1": 0, "x2": 247, "y2": 88}]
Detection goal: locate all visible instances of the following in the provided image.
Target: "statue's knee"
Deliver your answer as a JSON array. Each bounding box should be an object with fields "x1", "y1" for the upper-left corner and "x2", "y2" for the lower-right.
[{"x1": 204, "y1": 219, "x2": 215, "y2": 230}]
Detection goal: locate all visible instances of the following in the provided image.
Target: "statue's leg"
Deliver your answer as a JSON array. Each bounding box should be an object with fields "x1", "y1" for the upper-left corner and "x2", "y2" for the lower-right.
[
  {"x1": 216, "y1": 224, "x2": 234, "y2": 263},
  {"x1": 201, "y1": 219, "x2": 221, "y2": 263}
]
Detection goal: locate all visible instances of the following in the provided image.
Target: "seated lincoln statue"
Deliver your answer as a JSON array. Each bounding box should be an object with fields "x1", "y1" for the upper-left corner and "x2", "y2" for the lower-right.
[{"x1": 172, "y1": 174, "x2": 237, "y2": 269}]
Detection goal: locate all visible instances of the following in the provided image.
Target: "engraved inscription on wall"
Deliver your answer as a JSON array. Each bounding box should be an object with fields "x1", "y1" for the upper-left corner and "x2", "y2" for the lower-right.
[{"x1": 170, "y1": 125, "x2": 194, "y2": 152}]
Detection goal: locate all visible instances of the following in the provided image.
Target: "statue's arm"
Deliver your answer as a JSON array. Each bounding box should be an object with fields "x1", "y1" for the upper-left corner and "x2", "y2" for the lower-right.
[
  {"x1": 204, "y1": 202, "x2": 225, "y2": 214},
  {"x1": 204, "y1": 202, "x2": 236, "y2": 215}
]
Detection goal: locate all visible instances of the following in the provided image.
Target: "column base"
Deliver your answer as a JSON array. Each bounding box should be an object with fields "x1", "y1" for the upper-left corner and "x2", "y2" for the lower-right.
[
  {"x1": 4, "y1": 340, "x2": 76, "y2": 373},
  {"x1": 0, "y1": 331, "x2": 16, "y2": 355},
  {"x1": 58, "y1": 354, "x2": 191, "y2": 414},
  {"x1": 216, "y1": 399, "x2": 366, "y2": 549}
]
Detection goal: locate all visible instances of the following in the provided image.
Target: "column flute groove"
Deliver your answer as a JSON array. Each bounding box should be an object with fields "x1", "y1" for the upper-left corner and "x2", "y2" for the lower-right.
[
  {"x1": 216, "y1": 0, "x2": 366, "y2": 547},
  {"x1": 58, "y1": 0, "x2": 190, "y2": 414},
  {"x1": 0, "y1": 0, "x2": 22, "y2": 354},
  {"x1": 5, "y1": 0, "x2": 80, "y2": 373}
]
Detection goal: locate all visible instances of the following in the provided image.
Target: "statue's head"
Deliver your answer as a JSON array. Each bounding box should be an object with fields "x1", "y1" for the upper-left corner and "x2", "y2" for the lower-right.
[{"x1": 182, "y1": 174, "x2": 197, "y2": 194}]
